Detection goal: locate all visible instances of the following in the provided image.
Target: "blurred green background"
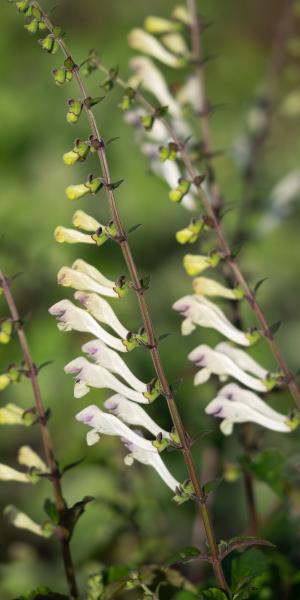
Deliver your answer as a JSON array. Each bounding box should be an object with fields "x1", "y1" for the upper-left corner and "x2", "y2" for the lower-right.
[{"x1": 1, "y1": 0, "x2": 300, "y2": 598}]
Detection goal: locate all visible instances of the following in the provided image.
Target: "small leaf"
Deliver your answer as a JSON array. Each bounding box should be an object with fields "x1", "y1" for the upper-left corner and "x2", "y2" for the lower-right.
[
  {"x1": 200, "y1": 588, "x2": 228, "y2": 600},
  {"x1": 158, "y1": 332, "x2": 171, "y2": 342},
  {"x1": 61, "y1": 457, "x2": 85, "y2": 474},
  {"x1": 203, "y1": 477, "x2": 223, "y2": 496},
  {"x1": 127, "y1": 223, "x2": 142, "y2": 234},
  {"x1": 44, "y1": 499, "x2": 60, "y2": 525},
  {"x1": 264, "y1": 320, "x2": 282, "y2": 338},
  {"x1": 166, "y1": 546, "x2": 202, "y2": 566},
  {"x1": 253, "y1": 277, "x2": 268, "y2": 294},
  {"x1": 231, "y1": 548, "x2": 267, "y2": 593},
  {"x1": 220, "y1": 536, "x2": 275, "y2": 560}
]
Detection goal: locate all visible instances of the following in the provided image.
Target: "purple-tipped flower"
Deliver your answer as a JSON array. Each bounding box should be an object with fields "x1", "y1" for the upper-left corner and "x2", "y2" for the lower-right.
[
  {"x1": 75, "y1": 292, "x2": 128, "y2": 338},
  {"x1": 65, "y1": 357, "x2": 148, "y2": 402},
  {"x1": 205, "y1": 383, "x2": 292, "y2": 435},
  {"x1": 104, "y1": 394, "x2": 169, "y2": 437},
  {"x1": 49, "y1": 300, "x2": 127, "y2": 352}
]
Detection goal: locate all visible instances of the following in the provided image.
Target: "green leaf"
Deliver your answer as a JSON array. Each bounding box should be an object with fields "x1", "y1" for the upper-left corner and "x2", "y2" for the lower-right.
[
  {"x1": 219, "y1": 536, "x2": 275, "y2": 560},
  {"x1": 200, "y1": 588, "x2": 228, "y2": 599},
  {"x1": 231, "y1": 548, "x2": 267, "y2": 592},
  {"x1": 240, "y1": 449, "x2": 285, "y2": 496},
  {"x1": 15, "y1": 589, "x2": 68, "y2": 599},
  {"x1": 44, "y1": 499, "x2": 60, "y2": 525},
  {"x1": 203, "y1": 478, "x2": 223, "y2": 497},
  {"x1": 166, "y1": 546, "x2": 202, "y2": 566},
  {"x1": 61, "y1": 457, "x2": 85, "y2": 474}
]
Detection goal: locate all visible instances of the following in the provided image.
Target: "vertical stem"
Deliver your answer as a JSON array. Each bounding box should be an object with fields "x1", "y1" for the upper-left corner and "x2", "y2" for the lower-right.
[
  {"x1": 0, "y1": 271, "x2": 78, "y2": 600},
  {"x1": 33, "y1": 3, "x2": 230, "y2": 593}
]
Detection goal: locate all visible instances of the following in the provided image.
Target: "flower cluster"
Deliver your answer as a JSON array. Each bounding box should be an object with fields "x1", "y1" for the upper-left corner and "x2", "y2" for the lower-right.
[{"x1": 50, "y1": 216, "x2": 180, "y2": 492}]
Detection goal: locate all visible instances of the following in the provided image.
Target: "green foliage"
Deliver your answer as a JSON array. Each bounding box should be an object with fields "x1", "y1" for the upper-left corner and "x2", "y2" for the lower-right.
[
  {"x1": 231, "y1": 549, "x2": 267, "y2": 594},
  {"x1": 240, "y1": 450, "x2": 285, "y2": 496},
  {"x1": 15, "y1": 589, "x2": 68, "y2": 600}
]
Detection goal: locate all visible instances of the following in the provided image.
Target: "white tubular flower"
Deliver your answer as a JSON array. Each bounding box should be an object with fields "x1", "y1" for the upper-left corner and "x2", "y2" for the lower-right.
[
  {"x1": 0, "y1": 403, "x2": 25, "y2": 426},
  {"x1": 72, "y1": 210, "x2": 101, "y2": 232},
  {"x1": 65, "y1": 358, "x2": 148, "y2": 403},
  {"x1": 74, "y1": 292, "x2": 128, "y2": 338},
  {"x1": 177, "y1": 76, "x2": 202, "y2": 112},
  {"x1": 0, "y1": 464, "x2": 30, "y2": 483},
  {"x1": 218, "y1": 383, "x2": 289, "y2": 424},
  {"x1": 4, "y1": 505, "x2": 51, "y2": 538},
  {"x1": 188, "y1": 344, "x2": 268, "y2": 392},
  {"x1": 49, "y1": 300, "x2": 127, "y2": 352},
  {"x1": 173, "y1": 295, "x2": 250, "y2": 346},
  {"x1": 216, "y1": 343, "x2": 268, "y2": 379},
  {"x1": 54, "y1": 226, "x2": 94, "y2": 245},
  {"x1": 72, "y1": 259, "x2": 115, "y2": 289},
  {"x1": 161, "y1": 33, "x2": 189, "y2": 57},
  {"x1": 104, "y1": 394, "x2": 169, "y2": 437},
  {"x1": 128, "y1": 28, "x2": 185, "y2": 68},
  {"x1": 76, "y1": 405, "x2": 153, "y2": 446},
  {"x1": 57, "y1": 267, "x2": 118, "y2": 299},
  {"x1": 18, "y1": 446, "x2": 47, "y2": 472},
  {"x1": 205, "y1": 386, "x2": 292, "y2": 435},
  {"x1": 193, "y1": 277, "x2": 239, "y2": 300},
  {"x1": 129, "y1": 57, "x2": 181, "y2": 117},
  {"x1": 82, "y1": 340, "x2": 146, "y2": 392},
  {"x1": 123, "y1": 439, "x2": 179, "y2": 492}
]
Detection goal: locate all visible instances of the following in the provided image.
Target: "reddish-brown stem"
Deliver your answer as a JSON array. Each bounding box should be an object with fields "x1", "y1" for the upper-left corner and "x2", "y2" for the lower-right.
[
  {"x1": 0, "y1": 271, "x2": 78, "y2": 600},
  {"x1": 33, "y1": 2, "x2": 230, "y2": 593}
]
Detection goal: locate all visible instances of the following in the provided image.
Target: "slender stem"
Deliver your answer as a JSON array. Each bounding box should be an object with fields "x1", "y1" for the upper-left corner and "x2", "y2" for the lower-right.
[
  {"x1": 94, "y1": 52, "x2": 300, "y2": 411},
  {"x1": 33, "y1": 3, "x2": 230, "y2": 593},
  {"x1": 0, "y1": 271, "x2": 78, "y2": 600}
]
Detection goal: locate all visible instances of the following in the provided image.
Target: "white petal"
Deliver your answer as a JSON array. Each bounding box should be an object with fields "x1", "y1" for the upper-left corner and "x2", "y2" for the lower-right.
[
  {"x1": 128, "y1": 28, "x2": 184, "y2": 68},
  {"x1": 104, "y1": 394, "x2": 169, "y2": 437},
  {"x1": 216, "y1": 343, "x2": 268, "y2": 378},
  {"x1": 4, "y1": 506, "x2": 49, "y2": 537},
  {"x1": 0, "y1": 464, "x2": 29, "y2": 483},
  {"x1": 129, "y1": 56, "x2": 181, "y2": 116},
  {"x1": 76, "y1": 406, "x2": 152, "y2": 448},
  {"x1": 75, "y1": 292, "x2": 128, "y2": 338},
  {"x1": 82, "y1": 340, "x2": 146, "y2": 392},
  {"x1": 72, "y1": 259, "x2": 115, "y2": 288},
  {"x1": 58, "y1": 267, "x2": 118, "y2": 298},
  {"x1": 66, "y1": 358, "x2": 148, "y2": 403},
  {"x1": 219, "y1": 383, "x2": 288, "y2": 423}
]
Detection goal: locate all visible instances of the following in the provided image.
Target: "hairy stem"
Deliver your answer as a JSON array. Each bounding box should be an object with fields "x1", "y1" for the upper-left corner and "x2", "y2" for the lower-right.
[
  {"x1": 0, "y1": 271, "x2": 78, "y2": 600},
  {"x1": 33, "y1": 2, "x2": 230, "y2": 593}
]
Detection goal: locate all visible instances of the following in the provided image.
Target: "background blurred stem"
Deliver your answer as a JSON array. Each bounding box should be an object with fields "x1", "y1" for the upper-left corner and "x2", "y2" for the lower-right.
[
  {"x1": 95, "y1": 58, "x2": 300, "y2": 410},
  {"x1": 0, "y1": 270, "x2": 78, "y2": 600},
  {"x1": 33, "y1": 2, "x2": 230, "y2": 593}
]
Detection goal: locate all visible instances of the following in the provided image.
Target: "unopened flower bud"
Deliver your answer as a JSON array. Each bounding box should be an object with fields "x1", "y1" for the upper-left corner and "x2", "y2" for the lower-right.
[{"x1": 66, "y1": 99, "x2": 83, "y2": 124}]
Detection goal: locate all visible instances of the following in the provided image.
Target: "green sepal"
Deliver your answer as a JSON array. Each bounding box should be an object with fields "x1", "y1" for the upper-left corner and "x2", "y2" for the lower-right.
[
  {"x1": 140, "y1": 114, "x2": 155, "y2": 131},
  {"x1": 152, "y1": 434, "x2": 170, "y2": 452},
  {"x1": 159, "y1": 141, "x2": 178, "y2": 162},
  {"x1": 86, "y1": 175, "x2": 103, "y2": 195},
  {"x1": 16, "y1": 1, "x2": 31, "y2": 14},
  {"x1": 24, "y1": 19, "x2": 39, "y2": 34},
  {"x1": 173, "y1": 479, "x2": 195, "y2": 505},
  {"x1": 91, "y1": 227, "x2": 108, "y2": 247},
  {"x1": 66, "y1": 99, "x2": 83, "y2": 124},
  {"x1": 143, "y1": 377, "x2": 162, "y2": 402},
  {"x1": 114, "y1": 275, "x2": 129, "y2": 298},
  {"x1": 53, "y1": 67, "x2": 66, "y2": 85}
]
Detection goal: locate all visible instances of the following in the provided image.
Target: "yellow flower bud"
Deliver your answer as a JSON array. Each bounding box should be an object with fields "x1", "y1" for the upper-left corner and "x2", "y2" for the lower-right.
[
  {"x1": 0, "y1": 374, "x2": 11, "y2": 392},
  {"x1": 193, "y1": 277, "x2": 237, "y2": 299},
  {"x1": 0, "y1": 404, "x2": 24, "y2": 426},
  {"x1": 183, "y1": 254, "x2": 211, "y2": 276},
  {"x1": 72, "y1": 210, "x2": 101, "y2": 232},
  {"x1": 63, "y1": 150, "x2": 79, "y2": 165},
  {"x1": 144, "y1": 15, "x2": 180, "y2": 33},
  {"x1": 54, "y1": 226, "x2": 95, "y2": 245},
  {"x1": 66, "y1": 184, "x2": 89, "y2": 201}
]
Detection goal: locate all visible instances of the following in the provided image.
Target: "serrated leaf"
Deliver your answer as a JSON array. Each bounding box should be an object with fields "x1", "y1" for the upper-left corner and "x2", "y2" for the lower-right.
[
  {"x1": 231, "y1": 548, "x2": 267, "y2": 592},
  {"x1": 220, "y1": 536, "x2": 275, "y2": 559},
  {"x1": 166, "y1": 546, "x2": 202, "y2": 566},
  {"x1": 200, "y1": 588, "x2": 228, "y2": 599}
]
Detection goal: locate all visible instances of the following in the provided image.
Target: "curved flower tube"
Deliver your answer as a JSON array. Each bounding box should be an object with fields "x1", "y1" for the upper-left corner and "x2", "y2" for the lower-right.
[
  {"x1": 82, "y1": 340, "x2": 146, "y2": 392},
  {"x1": 205, "y1": 390, "x2": 292, "y2": 435},
  {"x1": 0, "y1": 464, "x2": 30, "y2": 483},
  {"x1": 49, "y1": 300, "x2": 127, "y2": 352},
  {"x1": 123, "y1": 439, "x2": 179, "y2": 492},
  {"x1": 76, "y1": 404, "x2": 153, "y2": 446},
  {"x1": 72, "y1": 210, "x2": 101, "y2": 232},
  {"x1": 218, "y1": 383, "x2": 290, "y2": 423},
  {"x1": 57, "y1": 267, "x2": 118, "y2": 298},
  {"x1": 71, "y1": 259, "x2": 115, "y2": 288},
  {"x1": 104, "y1": 394, "x2": 170, "y2": 437},
  {"x1": 216, "y1": 343, "x2": 268, "y2": 379},
  {"x1": 75, "y1": 292, "x2": 128, "y2": 338},
  {"x1": 128, "y1": 28, "x2": 185, "y2": 68},
  {"x1": 65, "y1": 357, "x2": 148, "y2": 402},
  {"x1": 192, "y1": 277, "x2": 240, "y2": 300},
  {"x1": 54, "y1": 226, "x2": 95, "y2": 245},
  {"x1": 129, "y1": 56, "x2": 181, "y2": 116},
  {"x1": 188, "y1": 344, "x2": 268, "y2": 392},
  {"x1": 173, "y1": 295, "x2": 251, "y2": 346}
]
